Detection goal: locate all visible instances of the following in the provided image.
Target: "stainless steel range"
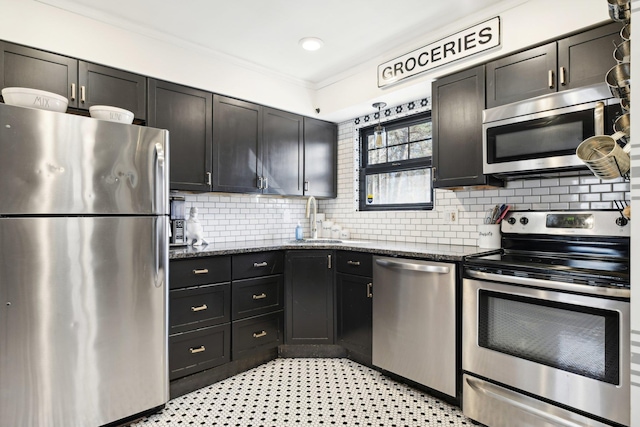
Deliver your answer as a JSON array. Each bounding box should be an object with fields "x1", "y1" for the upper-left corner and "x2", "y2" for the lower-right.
[{"x1": 462, "y1": 210, "x2": 630, "y2": 427}]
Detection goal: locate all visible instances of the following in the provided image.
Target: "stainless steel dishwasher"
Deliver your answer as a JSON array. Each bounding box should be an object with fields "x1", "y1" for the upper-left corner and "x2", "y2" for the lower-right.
[{"x1": 372, "y1": 256, "x2": 456, "y2": 398}]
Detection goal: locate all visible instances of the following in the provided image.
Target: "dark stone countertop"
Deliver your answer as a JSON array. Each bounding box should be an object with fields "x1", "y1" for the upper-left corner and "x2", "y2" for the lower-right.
[{"x1": 170, "y1": 239, "x2": 497, "y2": 262}]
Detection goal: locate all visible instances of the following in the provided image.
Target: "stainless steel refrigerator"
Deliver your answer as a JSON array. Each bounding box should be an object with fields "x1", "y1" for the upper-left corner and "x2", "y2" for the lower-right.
[{"x1": 0, "y1": 103, "x2": 169, "y2": 426}]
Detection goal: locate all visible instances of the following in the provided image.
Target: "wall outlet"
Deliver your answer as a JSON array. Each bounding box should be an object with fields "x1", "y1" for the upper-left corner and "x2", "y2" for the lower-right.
[{"x1": 444, "y1": 207, "x2": 458, "y2": 224}]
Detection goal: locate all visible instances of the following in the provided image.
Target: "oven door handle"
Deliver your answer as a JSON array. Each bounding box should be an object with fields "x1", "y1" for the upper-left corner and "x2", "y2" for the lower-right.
[
  {"x1": 465, "y1": 377, "x2": 585, "y2": 427},
  {"x1": 465, "y1": 270, "x2": 630, "y2": 299}
]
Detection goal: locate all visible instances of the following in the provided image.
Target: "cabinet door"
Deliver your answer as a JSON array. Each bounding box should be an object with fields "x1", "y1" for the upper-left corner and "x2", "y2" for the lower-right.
[
  {"x1": 0, "y1": 41, "x2": 78, "y2": 107},
  {"x1": 303, "y1": 117, "x2": 337, "y2": 198},
  {"x1": 148, "y1": 79, "x2": 212, "y2": 192},
  {"x1": 232, "y1": 311, "x2": 284, "y2": 360},
  {"x1": 79, "y1": 62, "x2": 146, "y2": 120},
  {"x1": 557, "y1": 22, "x2": 622, "y2": 92},
  {"x1": 262, "y1": 107, "x2": 304, "y2": 196},
  {"x1": 169, "y1": 324, "x2": 230, "y2": 380},
  {"x1": 212, "y1": 95, "x2": 262, "y2": 193},
  {"x1": 232, "y1": 275, "x2": 284, "y2": 321},
  {"x1": 486, "y1": 42, "x2": 557, "y2": 108},
  {"x1": 285, "y1": 250, "x2": 334, "y2": 344},
  {"x1": 170, "y1": 283, "x2": 231, "y2": 334},
  {"x1": 336, "y1": 273, "x2": 372, "y2": 359},
  {"x1": 432, "y1": 66, "x2": 499, "y2": 188}
]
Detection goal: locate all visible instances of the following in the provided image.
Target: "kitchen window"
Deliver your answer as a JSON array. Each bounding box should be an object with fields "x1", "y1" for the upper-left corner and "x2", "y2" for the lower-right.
[{"x1": 359, "y1": 113, "x2": 433, "y2": 211}]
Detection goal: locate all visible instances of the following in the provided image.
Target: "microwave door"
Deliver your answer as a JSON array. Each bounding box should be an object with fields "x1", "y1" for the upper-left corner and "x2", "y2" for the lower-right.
[{"x1": 482, "y1": 98, "x2": 616, "y2": 176}]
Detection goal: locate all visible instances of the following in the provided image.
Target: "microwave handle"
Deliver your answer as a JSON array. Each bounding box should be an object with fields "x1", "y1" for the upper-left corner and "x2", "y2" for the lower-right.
[{"x1": 594, "y1": 102, "x2": 605, "y2": 136}]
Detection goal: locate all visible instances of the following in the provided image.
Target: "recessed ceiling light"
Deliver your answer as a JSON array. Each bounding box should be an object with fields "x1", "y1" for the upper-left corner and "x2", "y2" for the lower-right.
[{"x1": 299, "y1": 37, "x2": 324, "y2": 51}]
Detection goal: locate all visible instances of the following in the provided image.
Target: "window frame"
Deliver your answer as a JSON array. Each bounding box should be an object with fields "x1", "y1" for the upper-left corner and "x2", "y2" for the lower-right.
[{"x1": 359, "y1": 112, "x2": 434, "y2": 211}]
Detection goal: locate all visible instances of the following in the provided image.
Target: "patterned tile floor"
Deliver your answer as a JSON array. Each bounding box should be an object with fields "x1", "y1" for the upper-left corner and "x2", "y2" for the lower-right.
[{"x1": 131, "y1": 358, "x2": 478, "y2": 427}]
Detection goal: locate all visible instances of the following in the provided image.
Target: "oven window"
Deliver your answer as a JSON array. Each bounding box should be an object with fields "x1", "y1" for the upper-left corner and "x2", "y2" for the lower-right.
[{"x1": 478, "y1": 291, "x2": 619, "y2": 384}]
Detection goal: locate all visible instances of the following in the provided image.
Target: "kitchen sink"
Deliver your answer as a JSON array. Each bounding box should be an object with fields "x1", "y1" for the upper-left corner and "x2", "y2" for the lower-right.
[{"x1": 287, "y1": 238, "x2": 369, "y2": 244}]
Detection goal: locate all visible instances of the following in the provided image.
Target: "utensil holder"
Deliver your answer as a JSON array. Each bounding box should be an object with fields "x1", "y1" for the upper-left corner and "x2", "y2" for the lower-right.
[{"x1": 478, "y1": 224, "x2": 501, "y2": 248}]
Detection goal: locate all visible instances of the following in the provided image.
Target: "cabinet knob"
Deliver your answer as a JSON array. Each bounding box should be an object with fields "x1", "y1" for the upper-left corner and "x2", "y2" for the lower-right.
[
  {"x1": 191, "y1": 304, "x2": 208, "y2": 312},
  {"x1": 252, "y1": 293, "x2": 267, "y2": 300},
  {"x1": 253, "y1": 330, "x2": 267, "y2": 338},
  {"x1": 189, "y1": 345, "x2": 206, "y2": 354}
]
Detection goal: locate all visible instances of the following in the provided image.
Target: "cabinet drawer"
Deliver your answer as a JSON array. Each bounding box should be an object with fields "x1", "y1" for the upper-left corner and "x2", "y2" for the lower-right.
[
  {"x1": 232, "y1": 251, "x2": 284, "y2": 280},
  {"x1": 232, "y1": 311, "x2": 283, "y2": 360},
  {"x1": 232, "y1": 275, "x2": 284, "y2": 320},
  {"x1": 170, "y1": 283, "x2": 231, "y2": 334},
  {"x1": 336, "y1": 251, "x2": 372, "y2": 277},
  {"x1": 169, "y1": 324, "x2": 230, "y2": 380},
  {"x1": 169, "y1": 256, "x2": 231, "y2": 289}
]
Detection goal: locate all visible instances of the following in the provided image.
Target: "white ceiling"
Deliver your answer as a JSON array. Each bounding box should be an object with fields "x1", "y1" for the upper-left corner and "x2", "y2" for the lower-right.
[{"x1": 36, "y1": 0, "x2": 507, "y2": 88}]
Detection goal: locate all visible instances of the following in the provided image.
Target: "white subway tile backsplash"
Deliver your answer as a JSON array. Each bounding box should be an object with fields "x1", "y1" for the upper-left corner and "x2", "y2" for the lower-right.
[{"x1": 173, "y1": 97, "x2": 627, "y2": 248}]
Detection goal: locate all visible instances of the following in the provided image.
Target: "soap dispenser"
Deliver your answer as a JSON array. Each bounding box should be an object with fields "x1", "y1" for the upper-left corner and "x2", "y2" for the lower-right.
[{"x1": 295, "y1": 222, "x2": 303, "y2": 241}]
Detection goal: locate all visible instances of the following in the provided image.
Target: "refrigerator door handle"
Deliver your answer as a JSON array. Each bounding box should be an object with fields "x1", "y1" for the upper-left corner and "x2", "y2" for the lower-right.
[
  {"x1": 155, "y1": 216, "x2": 168, "y2": 289},
  {"x1": 154, "y1": 142, "x2": 166, "y2": 213}
]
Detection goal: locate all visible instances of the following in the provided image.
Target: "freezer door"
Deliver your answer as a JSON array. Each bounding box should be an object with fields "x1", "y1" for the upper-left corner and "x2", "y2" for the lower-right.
[
  {"x1": 0, "y1": 216, "x2": 169, "y2": 427},
  {"x1": 0, "y1": 103, "x2": 168, "y2": 215}
]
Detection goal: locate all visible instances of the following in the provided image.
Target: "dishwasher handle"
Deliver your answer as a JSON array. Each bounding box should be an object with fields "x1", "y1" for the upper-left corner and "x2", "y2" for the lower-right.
[{"x1": 375, "y1": 258, "x2": 450, "y2": 274}]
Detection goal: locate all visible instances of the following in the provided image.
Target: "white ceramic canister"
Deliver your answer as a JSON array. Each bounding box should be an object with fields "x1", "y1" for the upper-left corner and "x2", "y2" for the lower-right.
[
  {"x1": 322, "y1": 220, "x2": 333, "y2": 238},
  {"x1": 331, "y1": 224, "x2": 342, "y2": 239}
]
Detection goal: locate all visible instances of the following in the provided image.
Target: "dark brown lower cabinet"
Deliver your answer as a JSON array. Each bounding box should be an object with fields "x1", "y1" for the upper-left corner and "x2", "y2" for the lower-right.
[
  {"x1": 170, "y1": 283, "x2": 231, "y2": 335},
  {"x1": 336, "y1": 251, "x2": 372, "y2": 362},
  {"x1": 336, "y1": 273, "x2": 372, "y2": 360},
  {"x1": 285, "y1": 250, "x2": 334, "y2": 344},
  {"x1": 232, "y1": 311, "x2": 284, "y2": 360},
  {"x1": 169, "y1": 324, "x2": 231, "y2": 380}
]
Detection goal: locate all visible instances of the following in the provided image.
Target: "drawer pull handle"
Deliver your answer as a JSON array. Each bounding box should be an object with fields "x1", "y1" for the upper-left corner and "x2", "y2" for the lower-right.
[
  {"x1": 253, "y1": 330, "x2": 267, "y2": 338},
  {"x1": 189, "y1": 345, "x2": 205, "y2": 354},
  {"x1": 192, "y1": 268, "x2": 209, "y2": 275},
  {"x1": 367, "y1": 282, "x2": 373, "y2": 298},
  {"x1": 191, "y1": 304, "x2": 208, "y2": 312},
  {"x1": 253, "y1": 262, "x2": 268, "y2": 268},
  {"x1": 347, "y1": 260, "x2": 361, "y2": 266},
  {"x1": 253, "y1": 293, "x2": 267, "y2": 300}
]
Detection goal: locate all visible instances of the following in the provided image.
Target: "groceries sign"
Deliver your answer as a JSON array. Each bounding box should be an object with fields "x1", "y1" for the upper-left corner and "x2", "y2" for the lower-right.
[{"x1": 378, "y1": 17, "x2": 500, "y2": 87}]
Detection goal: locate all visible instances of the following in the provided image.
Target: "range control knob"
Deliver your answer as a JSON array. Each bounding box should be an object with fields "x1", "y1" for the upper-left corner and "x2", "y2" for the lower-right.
[
  {"x1": 507, "y1": 217, "x2": 516, "y2": 225},
  {"x1": 519, "y1": 217, "x2": 529, "y2": 225},
  {"x1": 616, "y1": 216, "x2": 629, "y2": 227}
]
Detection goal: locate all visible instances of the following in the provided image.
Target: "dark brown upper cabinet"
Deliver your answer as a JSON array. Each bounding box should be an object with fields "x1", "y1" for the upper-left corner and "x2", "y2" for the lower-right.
[
  {"x1": 0, "y1": 41, "x2": 146, "y2": 120},
  {"x1": 212, "y1": 95, "x2": 262, "y2": 193},
  {"x1": 486, "y1": 22, "x2": 622, "y2": 108},
  {"x1": 432, "y1": 65, "x2": 501, "y2": 188},
  {"x1": 148, "y1": 79, "x2": 213, "y2": 192},
  {"x1": 262, "y1": 107, "x2": 304, "y2": 196},
  {"x1": 212, "y1": 96, "x2": 311, "y2": 196},
  {"x1": 303, "y1": 117, "x2": 337, "y2": 198}
]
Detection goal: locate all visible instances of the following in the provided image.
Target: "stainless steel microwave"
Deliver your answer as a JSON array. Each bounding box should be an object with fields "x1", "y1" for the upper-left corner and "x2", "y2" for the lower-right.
[{"x1": 482, "y1": 83, "x2": 622, "y2": 179}]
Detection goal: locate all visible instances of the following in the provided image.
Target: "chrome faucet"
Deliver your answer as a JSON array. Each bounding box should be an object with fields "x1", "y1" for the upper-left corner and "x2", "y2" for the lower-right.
[{"x1": 306, "y1": 196, "x2": 317, "y2": 239}]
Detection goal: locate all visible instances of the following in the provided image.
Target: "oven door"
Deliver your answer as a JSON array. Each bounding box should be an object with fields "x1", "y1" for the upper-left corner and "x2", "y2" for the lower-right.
[
  {"x1": 482, "y1": 100, "x2": 621, "y2": 176},
  {"x1": 462, "y1": 277, "x2": 630, "y2": 426}
]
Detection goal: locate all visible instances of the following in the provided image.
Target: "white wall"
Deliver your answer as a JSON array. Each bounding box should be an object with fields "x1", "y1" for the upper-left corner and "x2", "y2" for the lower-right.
[
  {"x1": 315, "y1": 0, "x2": 613, "y2": 122},
  {"x1": 0, "y1": 0, "x2": 315, "y2": 116},
  {"x1": 2, "y1": 0, "x2": 612, "y2": 123}
]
